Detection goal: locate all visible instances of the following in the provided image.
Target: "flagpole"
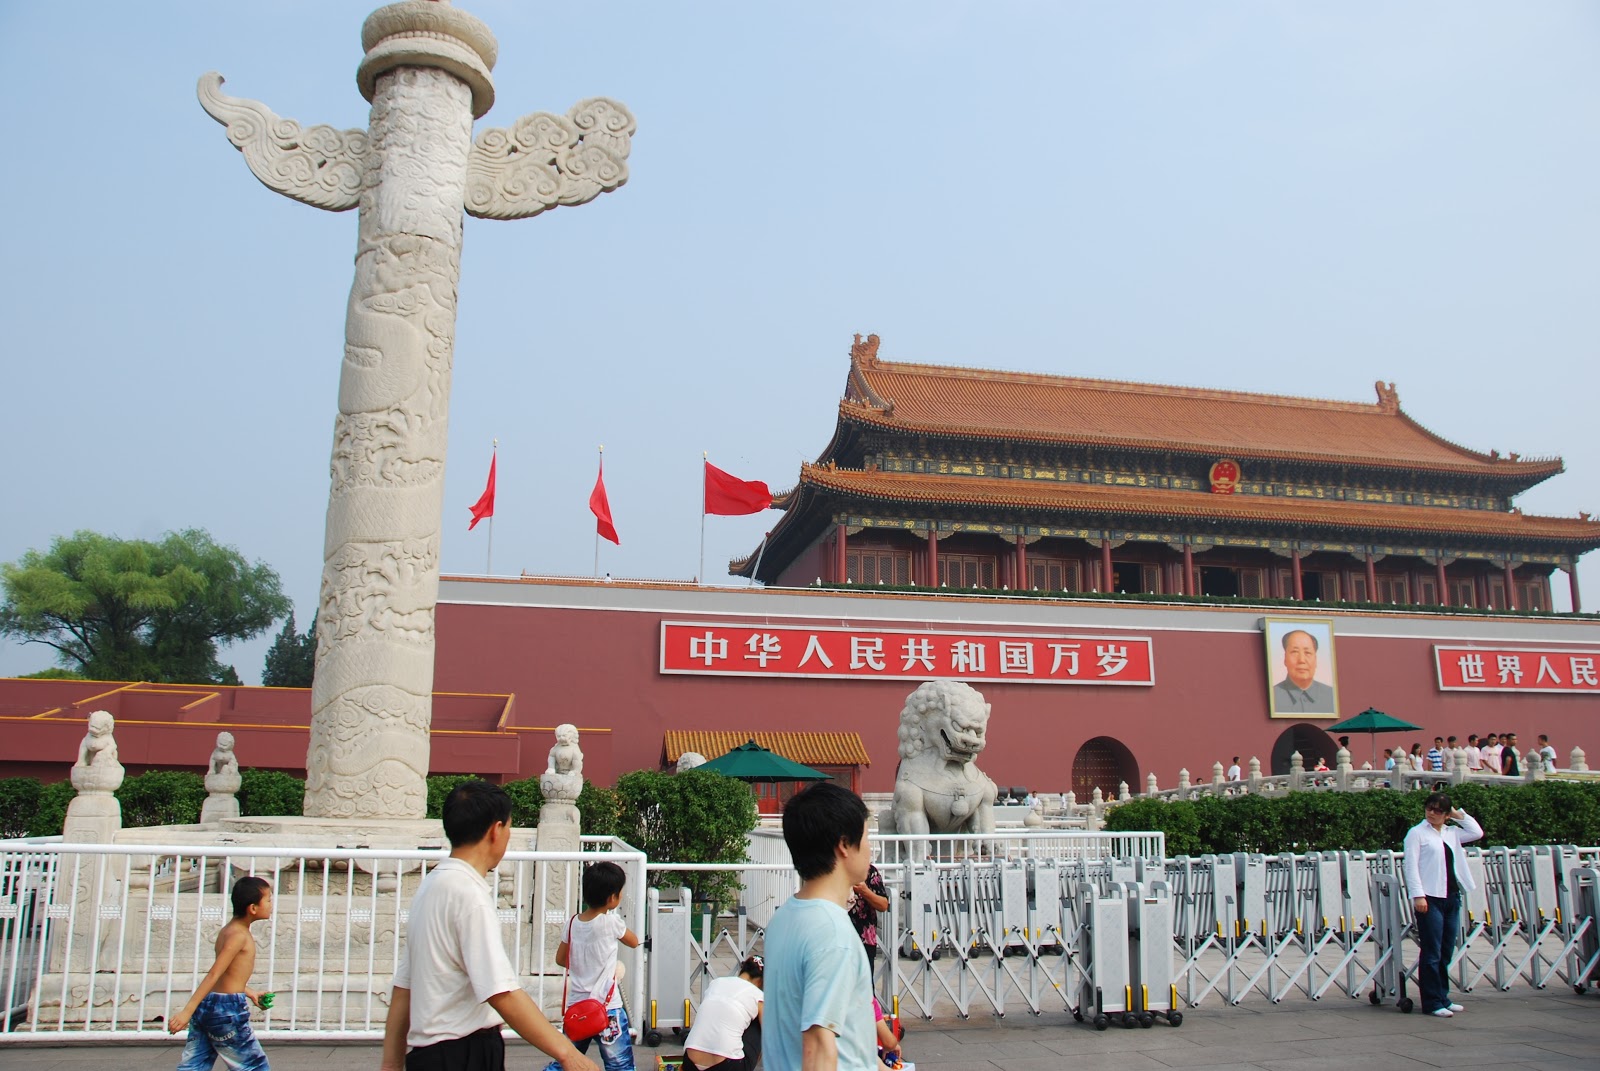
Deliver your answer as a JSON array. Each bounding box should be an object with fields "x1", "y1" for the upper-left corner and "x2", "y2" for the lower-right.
[
  {"x1": 749, "y1": 530, "x2": 770, "y2": 587},
  {"x1": 699, "y1": 451, "x2": 707, "y2": 586},
  {"x1": 594, "y1": 445, "x2": 602, "y2": 578},
  {"x1": 486, "y1": 438, "x2": 497, "y2": 575}
]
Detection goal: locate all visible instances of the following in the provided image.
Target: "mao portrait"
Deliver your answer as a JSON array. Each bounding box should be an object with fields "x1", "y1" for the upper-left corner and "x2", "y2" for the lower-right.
[{"x1": 1264, "y1": 618, "x2": 1339, "y2": 718}]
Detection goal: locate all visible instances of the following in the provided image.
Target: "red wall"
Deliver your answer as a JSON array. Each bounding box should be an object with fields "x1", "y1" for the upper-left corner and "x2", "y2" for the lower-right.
[{"x1": 432, "y1": 590, "x2": 1600, "y2": 793}]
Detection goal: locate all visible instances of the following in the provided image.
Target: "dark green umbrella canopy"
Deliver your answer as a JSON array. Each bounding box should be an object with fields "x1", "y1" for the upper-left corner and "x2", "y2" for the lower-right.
[
  {"x1": 696, "y1": 740, "x2": 830, "y2": 783},
  {"x1": 1327, "y1": 707, "x2": 1425, "y2": 769},
  {"x1": 1327, "y1": 708, "x2": 1423, "y2": 734}
]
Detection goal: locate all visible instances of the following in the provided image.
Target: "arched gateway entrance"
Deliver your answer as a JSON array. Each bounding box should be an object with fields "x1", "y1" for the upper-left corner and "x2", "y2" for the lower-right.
[
  {"x1": 1072, "y1": 737, "x2": 1138, "y2": 800},
  {"x1": 1270, "y1": 723, "x2": 1339, "y2": 775}
]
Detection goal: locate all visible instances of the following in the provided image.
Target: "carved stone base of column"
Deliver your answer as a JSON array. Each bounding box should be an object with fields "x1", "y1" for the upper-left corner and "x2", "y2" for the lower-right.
[
  {"x1": 200, "y1": 795, "x2": 242, "y2": 825},
  {"x1": 62, "y1": 793, "x2": 122, "y2": 844},
  {"x1": 535, "y1": 805, "x2": 582, "y2": 969}
]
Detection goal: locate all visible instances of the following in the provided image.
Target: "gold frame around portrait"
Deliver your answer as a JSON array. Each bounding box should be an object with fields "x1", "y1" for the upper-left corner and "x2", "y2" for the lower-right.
[{"x1": 1263, "y1": 617, "x2": 1339, "y2": 720}]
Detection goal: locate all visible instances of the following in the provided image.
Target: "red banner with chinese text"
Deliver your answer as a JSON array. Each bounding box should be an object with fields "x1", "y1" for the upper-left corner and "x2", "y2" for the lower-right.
[
  {"x1": 1434, "y1": 646, "x2": 1600, "y2": 693},
  {"x1": 660, "y1": 623, "x2": 1155, "y2": 685}
]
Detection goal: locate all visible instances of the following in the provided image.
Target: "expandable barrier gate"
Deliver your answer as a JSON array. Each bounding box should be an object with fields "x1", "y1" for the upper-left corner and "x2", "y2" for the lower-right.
[{"x1": 875, "y1": 846, "x2": 1600, "y2": 1024}]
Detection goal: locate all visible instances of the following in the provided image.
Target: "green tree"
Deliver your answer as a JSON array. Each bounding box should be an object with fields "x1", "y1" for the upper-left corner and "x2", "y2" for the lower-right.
[
  {"x1": 262, "y1": 611, "x2": 317, "y2": 688},
  {"x1": 614, "y1": 769, "x2": 756, "y2": 912},
  {"x1": 0, "y1": 529, "x2": 290, "y2": 684}
]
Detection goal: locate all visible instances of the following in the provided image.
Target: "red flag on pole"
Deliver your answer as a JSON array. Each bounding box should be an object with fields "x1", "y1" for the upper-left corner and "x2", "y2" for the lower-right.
[
  {"x1": 591, "y1": 460, "x2": 620, "y2": 544},
  {"x1": 704, "y1": 461, "x2": 772, "y2": 516},
  {"x1": 468, "y1": 450, "x2": 496, "y2": 530}
]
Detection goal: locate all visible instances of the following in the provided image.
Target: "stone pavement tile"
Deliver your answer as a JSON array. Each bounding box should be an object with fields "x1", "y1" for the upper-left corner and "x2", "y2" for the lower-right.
[
  {"x1": 1401, "y1": 1043, "x2": 1563, "y2": 1068},
  {"x1": 1146, "y1": 1041, "x2": 1317, "y2": 1067},
  {"x1": 957, "y1": 1053, "x2": 1177, "y2": 1071},
  {"x1": 1504, "y1": 1060, "x2": 1600, "y2": 1071},
  {"x1": 1521, "y1": 1036, "x2": 1600, "y2": 1059},
  {"x1": 1255, "y1": 1055, "x2": 1439, "y2": 1071}
]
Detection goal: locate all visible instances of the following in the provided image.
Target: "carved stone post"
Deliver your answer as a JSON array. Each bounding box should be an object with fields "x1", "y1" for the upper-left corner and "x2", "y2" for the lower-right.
[
  {"x1": 1288, "y1": 751, "x2": 1304, "y2": 792},
  {"x1": 1212, "y1": 762, "x2": 1225, "y2": 793},
  {"x1": 199, "y1": 1, "x2": 632, "y2": 819},
  {"x1": 1572, "y1": 746, "x2": 1589, "y2": 773},
  {"x1": 201, "y1": 732, "x2": 243, "y2": 824},
  {"x1": 1524, "y1": 750, "x2": 1544, "y2": 782},
  {"x1": 536, "y1": 724, "x2": 585, "y2": 961},
  {"x1": 1334, "y1": 746, "x2": 1351, "y2": 792},
  {"x1": 1247, "y1": 756, "x2": 1262, "y2": 795},
  {"x1": 1145, "y1": 772, "x2": 1159, "y2": 796},
  {"x1": 1117, "y1": 781, "x2": 1131, "y2": 802},
  {"x1": 63, "y1": 711, "x2": 124, "y2": 843},
  {"x1": 1177, "y1": 768, "x2": 1191, "y2": 792}
]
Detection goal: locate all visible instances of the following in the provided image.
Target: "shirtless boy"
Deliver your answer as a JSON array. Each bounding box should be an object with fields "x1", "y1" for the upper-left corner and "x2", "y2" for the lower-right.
[{"x1": 169, "y1": 875, "x2": 274, "y2": 1071}]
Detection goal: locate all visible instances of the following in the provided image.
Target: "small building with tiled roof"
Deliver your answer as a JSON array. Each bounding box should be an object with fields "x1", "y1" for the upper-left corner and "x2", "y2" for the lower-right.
[{"x1": 735, "y1": 334, "x2": 1599, "y2": 613}]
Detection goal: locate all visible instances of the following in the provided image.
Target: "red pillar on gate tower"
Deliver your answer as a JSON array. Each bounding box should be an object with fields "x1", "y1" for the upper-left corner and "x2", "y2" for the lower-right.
[
  {"x1": 1100, "y1": 539, "x2": 1113, "y2": 593},
  {"x1": 927, "y1": 528, "x2": 939, "y2": 586},
  {"x1": 1015, "y1": 536, "x2": 1027, "y2": 590},
  {"x1": 1504, "y1": 561, "x2": 1518, "y2": 610},
  {"x1": 1365, "y1": 552, "x2": 1377, "y2": 602},
  {"x1": 835, "y1": 522, "x2": 847, "y2": 584},
  {"x1": 1182, "y1": 544, "x2": 1194, "y2": 596},
  {"x1": 1436, "y1": 559, "x2": 1449, "y2": 606},
  {"x1": 1291, "y1": 548, "x2": 1304, "y2": 601},
  {"x1": 1571, "y1": 568, "x2": 1583, "y2": 613}
]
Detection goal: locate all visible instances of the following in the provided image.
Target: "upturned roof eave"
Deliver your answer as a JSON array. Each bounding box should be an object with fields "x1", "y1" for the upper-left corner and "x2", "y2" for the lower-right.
[
  {"x1": 793, "y1": 466, "x2": 1600, "y2": 550},
  {"x1": 835, "y1": 402, "x2": 1564, "y2": 484}
]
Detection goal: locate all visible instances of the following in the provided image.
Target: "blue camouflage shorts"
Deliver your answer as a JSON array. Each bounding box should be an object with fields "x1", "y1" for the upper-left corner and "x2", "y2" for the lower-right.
[{"x1": 177, "y1": 992, "x2": 269, "y2": 1071}]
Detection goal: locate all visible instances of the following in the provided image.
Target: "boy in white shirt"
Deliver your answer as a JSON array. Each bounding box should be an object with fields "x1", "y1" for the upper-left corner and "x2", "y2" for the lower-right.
[{"x1": 546, "y1": 862, "x2": 641, "y2": 1071}]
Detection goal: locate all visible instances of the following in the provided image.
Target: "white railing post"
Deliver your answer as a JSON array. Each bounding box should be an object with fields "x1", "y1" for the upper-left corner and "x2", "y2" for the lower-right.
[
  {"x1": 1289, "y1": 751, "x2": 1305, "y2": 792},
  {"x1": 1247, "y1": 757, "x2": 1262, "y2": 795},
  {"x1": 1572, "y1": 746, "x2": 1589, "y2": 773}
]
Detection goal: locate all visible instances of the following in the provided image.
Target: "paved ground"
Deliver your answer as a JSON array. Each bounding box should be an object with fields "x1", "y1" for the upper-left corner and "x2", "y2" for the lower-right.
[{"x1": 2, "y1": 988, "x2": 1596, "y2": 1071}]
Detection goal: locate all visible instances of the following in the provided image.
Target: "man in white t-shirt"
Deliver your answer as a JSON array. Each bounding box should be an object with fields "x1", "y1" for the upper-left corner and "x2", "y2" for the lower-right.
[
  {"x1": 1481, "y1": 734, "x2": 1503, "y2": 775},
  {"x1": 1464, "y1": 735, "x2": 1482, "y2": 772},
  {"x1": 1538, "y1": 735, "x2": 1559, "y2": 774},
  {"x1": 1226, "y1": 757, "x2": 1242, "y2": 782},
  {"x1": 381, "y1": 781, "x2": 596, "y2": 1071}
]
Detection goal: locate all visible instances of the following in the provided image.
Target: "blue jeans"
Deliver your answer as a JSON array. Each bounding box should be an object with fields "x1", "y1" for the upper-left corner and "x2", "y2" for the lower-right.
[
  {"x1": 545, "y1": 1005, "x2": 634, "y2": 1071},
  {"x1": 177, "y1": 992, "x2": 269, "y2": 1071},
  {"x1": 1415, "y1": 893, "x2": 1460, "y2": 1013}
]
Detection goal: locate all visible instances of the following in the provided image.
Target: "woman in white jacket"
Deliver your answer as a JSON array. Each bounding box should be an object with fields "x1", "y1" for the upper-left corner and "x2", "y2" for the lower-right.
[{"x1": 1401, "y1": 791, "x2": 1483, "y2": 1018}]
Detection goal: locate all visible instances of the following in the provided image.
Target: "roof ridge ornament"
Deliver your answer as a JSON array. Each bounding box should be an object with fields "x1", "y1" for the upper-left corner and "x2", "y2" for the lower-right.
[
  {"x1": 851, "y1": 332, "x2": 882, "y2": 366},
  {"x1": 1374, "y1": 380, "x2": 1400, "y2": 413}
]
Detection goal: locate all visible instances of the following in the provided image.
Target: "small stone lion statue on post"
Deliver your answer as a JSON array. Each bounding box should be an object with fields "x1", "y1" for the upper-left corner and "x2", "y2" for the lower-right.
[
  {"x1": 540, "y1": 723, "x2": 584, "y2": 804},
  {"x1": 202, "y1": 731, "x2": 243, "y2": 824},
  {"x1": 878, "y1": 681, "x2": 998, "y2": 845}
]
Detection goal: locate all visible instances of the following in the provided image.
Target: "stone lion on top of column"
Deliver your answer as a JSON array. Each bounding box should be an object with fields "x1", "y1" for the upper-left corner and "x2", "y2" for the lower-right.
[{"x1": 878, "y1": 680, "x2": 998, "y2": 839}]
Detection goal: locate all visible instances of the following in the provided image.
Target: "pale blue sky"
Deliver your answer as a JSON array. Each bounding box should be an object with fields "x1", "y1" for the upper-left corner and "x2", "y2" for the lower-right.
[{"x1": 2, "y1": 1, "x2": 1596, "y2": 682}]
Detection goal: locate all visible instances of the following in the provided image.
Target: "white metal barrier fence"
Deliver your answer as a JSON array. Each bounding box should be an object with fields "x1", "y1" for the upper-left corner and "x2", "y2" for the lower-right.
[
  {"x1": 883, "y1": 845, "x2": 1600, "y2": 1024},
  {"x1": 0, "y1": 840, "x2": 646, "y2": 1042}
]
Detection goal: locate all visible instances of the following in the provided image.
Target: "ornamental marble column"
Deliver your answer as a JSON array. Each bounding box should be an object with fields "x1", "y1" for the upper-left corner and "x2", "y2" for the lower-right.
[{"x1": 200, "y1": 1, "x2": 633, "y2": 819}]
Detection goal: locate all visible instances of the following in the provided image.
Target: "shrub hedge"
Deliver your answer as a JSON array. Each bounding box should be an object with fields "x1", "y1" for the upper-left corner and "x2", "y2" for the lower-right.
[
  {"x1": 1103, "y1": 781, "x2": 1600, "y2": 855},
  {"x1": 6, "y1": 766, "x2": 746, "y2": 895}
]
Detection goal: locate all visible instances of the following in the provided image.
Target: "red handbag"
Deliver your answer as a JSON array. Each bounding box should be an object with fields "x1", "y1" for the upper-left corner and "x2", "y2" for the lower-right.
[{"x1": 560, "y1": 915, "x2": 616, "y2": 1041}]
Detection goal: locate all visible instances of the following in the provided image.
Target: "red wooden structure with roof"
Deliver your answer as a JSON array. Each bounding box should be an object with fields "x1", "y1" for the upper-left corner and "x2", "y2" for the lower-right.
[{"x1": 734, "y1": 334, "x2": 1599, "y2": 612}]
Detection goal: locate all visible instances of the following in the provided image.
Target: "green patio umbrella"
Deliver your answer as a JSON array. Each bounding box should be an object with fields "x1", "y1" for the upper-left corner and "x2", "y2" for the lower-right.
[
  {"x1": 696, "y1": 740, "x2": 831, "y2": 783},
  {"x1": 1327, "y1": 707, "x2": 1424, "y2": 769}
]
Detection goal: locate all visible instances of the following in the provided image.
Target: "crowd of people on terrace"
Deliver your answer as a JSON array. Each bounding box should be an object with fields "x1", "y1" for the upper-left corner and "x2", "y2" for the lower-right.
[{"x1": 1381, "y1": 732, "x2": 1559, "y2": 776}]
